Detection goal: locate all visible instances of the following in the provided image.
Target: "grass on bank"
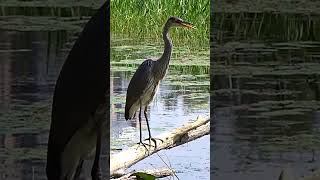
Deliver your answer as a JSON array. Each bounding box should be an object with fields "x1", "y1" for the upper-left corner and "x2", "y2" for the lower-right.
[{"x1": 111, "y1": 0, "x2": 209, "y2": 47}]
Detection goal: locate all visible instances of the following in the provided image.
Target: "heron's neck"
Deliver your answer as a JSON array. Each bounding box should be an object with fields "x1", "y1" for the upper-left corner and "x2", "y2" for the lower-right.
[
  {"x1": 155, "y1": 23, "x2": 172, "y2": 80},
  {"x1": 160, "y1": 23, "x2": 172, "y2": 62}
]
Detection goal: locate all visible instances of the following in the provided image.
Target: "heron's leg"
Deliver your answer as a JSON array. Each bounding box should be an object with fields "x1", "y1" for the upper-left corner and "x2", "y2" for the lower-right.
[
  {"x1": 74, "y1": 160, "x2": 84, "y2": 179},
  {"x1": 136, "y1": 103, "x2": 150, "y2": 152},
  {"x1": 144, "y1": 107, "x2": 155, "y2": 147},
  {"x1": 144, "y1": 107, "x2": 152, "y2": 140},
  {"x1": 91, "y1": 126, "x2": 102, "y2": 180},
  {"x1": 144, "y1": 107, "x2": 163, "y2": 149},
  {"x1": 91, "y1": 102, "x2": 108, "y2": 180},
  {"x1": 139, "y1": 104, "x2": 143, "y2": 144}
]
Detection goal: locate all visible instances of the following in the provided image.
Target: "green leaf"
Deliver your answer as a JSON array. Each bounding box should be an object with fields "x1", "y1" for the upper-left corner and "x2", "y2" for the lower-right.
[{"x1": 131, "y1": 172, "x2": 156, "y2": 180}]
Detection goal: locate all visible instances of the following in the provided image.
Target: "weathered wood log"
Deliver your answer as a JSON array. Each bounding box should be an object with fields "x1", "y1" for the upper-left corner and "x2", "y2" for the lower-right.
[
  {"x1": 301, "y1": 169, "x2": 320, "y2": 180},
  {"x1": 278, "y1": 166, "x2": 320, "y2": 180},
  {"x1": 112, "y1": 168, "x2": 175, "y2": 180},
  {"x1": 110, "y1": 115, "x2": 210, "y2": 176},
  {"x1": 278, "y1": 165, "x2": 297, "y2": 180}
]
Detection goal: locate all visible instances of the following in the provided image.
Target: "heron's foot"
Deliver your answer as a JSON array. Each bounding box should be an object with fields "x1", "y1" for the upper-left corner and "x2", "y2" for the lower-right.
[
  {"x1": 145, "y1": 137, "x2": 164, "y2": 149},
  {"x1": 136, "y1": 141, "x2": 153, "y2": 153},
  {"x1": 91, "y1": 167, "x2": 102, "y2": 180}
]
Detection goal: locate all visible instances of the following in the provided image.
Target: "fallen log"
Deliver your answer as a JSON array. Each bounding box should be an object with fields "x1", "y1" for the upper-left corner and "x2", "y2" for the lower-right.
[
  {"x1": 278, "y1": 165, "x2": 297, "y2": 180},
  {"x1": 110, "y1": 115, "x2": 210, "y2": 176},
  {"x1": 301, "y1": 169, "x2": 320, "y2": 180},
  {"x1": 278, "y1": 165, "x2": 320, "y2": 180}
]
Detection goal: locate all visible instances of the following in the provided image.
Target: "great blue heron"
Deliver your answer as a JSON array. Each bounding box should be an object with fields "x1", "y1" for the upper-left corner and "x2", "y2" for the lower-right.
[
  {"x1": 46, "y1": 1, "x2": 109, "y2": 180},
  {"x1": 125, "y1": 16, "x2": 194, "y2": 147}
]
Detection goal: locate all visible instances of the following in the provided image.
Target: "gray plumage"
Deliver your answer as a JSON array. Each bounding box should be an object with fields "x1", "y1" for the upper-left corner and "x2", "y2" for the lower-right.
[
  {"x1": 46, "y1": 2, "x2": 109, "y2": 180},
  {"x1": 124, "y1": 16, "x2": 194, "y2": 144}
]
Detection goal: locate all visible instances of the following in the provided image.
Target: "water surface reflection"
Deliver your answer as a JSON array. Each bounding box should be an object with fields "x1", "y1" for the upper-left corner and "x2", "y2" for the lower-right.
[
  {"x1": 0, "y1": 19, "x2": 109, "y2": 180},
  {"x1": 212, "y1": 12, "x2": 320, "y2": 180},
  {"x1": 0, "y1": 30, "x2": 68, "y2": 179}
]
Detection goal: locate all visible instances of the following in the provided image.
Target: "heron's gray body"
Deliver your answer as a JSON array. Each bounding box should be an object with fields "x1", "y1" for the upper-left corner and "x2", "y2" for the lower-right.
[
  {"x1": 124, "y1": 16, "x2": 193, "y2": 145},
  {"x1": 46, "y1": 2, "x2": 109, "y2": 180},
  {"x1": 125, "y1": 19, "x2": 173, "y2": 120},
  {"x1": 125, "y1": 59, "x2": 162, "y2": 119}
]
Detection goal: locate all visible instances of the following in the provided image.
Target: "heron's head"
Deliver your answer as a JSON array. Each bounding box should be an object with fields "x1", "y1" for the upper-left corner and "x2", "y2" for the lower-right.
[{"x1": 167, "y1": 16, "x2": 195, "y2": 29}]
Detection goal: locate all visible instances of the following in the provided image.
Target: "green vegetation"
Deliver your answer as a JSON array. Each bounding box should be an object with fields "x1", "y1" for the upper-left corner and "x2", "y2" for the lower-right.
[
  {"x1": 0, "y1": 0, "x2": 104, "y2": 8},
  {"x1": 0, "y1": 16, "x2": 88, "y2": 31},
  {"x1": 0, "y1": 148, "x2": 46, "y2": 160},
  {"x1": 111, "y1": 0, "x2": 209, "y2": 47},
  {"x1": 0, "y1": 101, "x2": 51, "y2": 134},
  {"x1": 214, "y1": 0, "x2": 320, "y2": 14},
  {"x1": 213, "y1": 12, "x2": 320, "y2": 42},
  {"x1": 0, "y1": 2, "x2": 99, "y2": 32},
  {"x1": 132, "y1": 172, "x2": 156, "y2": 180},
  {"x1": 111, "y1": 39, "x2": 209, "y2": 67}
]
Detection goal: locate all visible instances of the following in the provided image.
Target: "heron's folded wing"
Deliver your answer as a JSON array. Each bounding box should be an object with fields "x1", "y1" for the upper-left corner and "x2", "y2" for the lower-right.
[
  {"x1": 46, "y1": 2, "x2": 108, "y2": 178},
  {"x1": 125, "y1": 59, "x2": 154, "y2": 119}
]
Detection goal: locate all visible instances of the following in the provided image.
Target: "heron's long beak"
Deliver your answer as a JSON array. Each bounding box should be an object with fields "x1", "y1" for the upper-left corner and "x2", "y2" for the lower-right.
[{"x1": 180, "y1": 21, "x2": 195, "y2": 29}]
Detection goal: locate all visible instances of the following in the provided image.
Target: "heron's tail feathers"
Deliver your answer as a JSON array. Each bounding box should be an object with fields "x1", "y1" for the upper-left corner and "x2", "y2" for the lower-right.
[
  {"x1": 125, "y1": 111, "x2": 131, "y2": 120},
  {"x1": 125, "y1": 110, "x2": 136, "y2": 120}
]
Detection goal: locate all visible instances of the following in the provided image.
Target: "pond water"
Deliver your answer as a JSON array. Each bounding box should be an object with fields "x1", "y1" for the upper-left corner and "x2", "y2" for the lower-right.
[
  {"x1": 0, "y1": 4, "x2": 210, "y2": 180},
  {"x1": 0, "y1": 4, "x2": 109, "y2": 179},
  {"x1": 111, "y1": 38, "x2": 210, "y2": 179},
  {"x1": 0, "y1": 29, "x2": 67, "y2": 179},
  {"x1": 212, "y1": 12, "x2": 320, "y2": 180}
]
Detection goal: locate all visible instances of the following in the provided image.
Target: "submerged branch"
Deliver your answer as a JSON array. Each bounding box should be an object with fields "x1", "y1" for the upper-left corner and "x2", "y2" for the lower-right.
[
  {"x1": 110, "y1": 115, "x2": 210, "y2": 176},
  {"x1": 112, "y1": 168, "x2": 175, "y2": 180}
]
